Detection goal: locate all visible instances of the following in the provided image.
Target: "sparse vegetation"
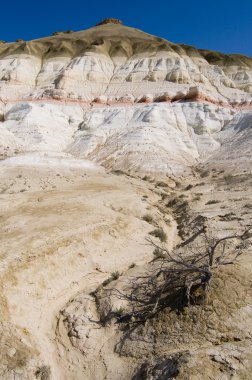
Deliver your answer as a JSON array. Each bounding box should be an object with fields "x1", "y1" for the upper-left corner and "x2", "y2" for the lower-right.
[
  {"x1": 166, "y1": 198, "x2": 178, "y2": 208},
  {"x1": 108, "y1": 223, "x2": 251, "y2": 324},
  {"x1": 142, "y1": 214, "x2": 154, "y2": 224},
  {"x1": 35, "y1": 365, "x2": 51, "y2": 380},
  {"x1": 128, "y1": 263, "x2": 136, "y2": 269},
  {"x1": 244, "y1": 203, "x2": 252, "y2": 209},
  {"x1": 142, "y1": 175, "x2": 151, "y2": 181},
  {"x1": 193, "y1": 195, "x2": 201, "y2": 201},
  {"x1": 52, "y1": 30, "x2": 74, "y2": 36},
  {"x1": 224, "y1": 174, "x2": 236, "y2": 184},
  {"x1": 219, "y1": 212, "x2": 242, "y2": 221},
  {"x1": 102, "y1": 272, "x2": 121, "y2": 286},
  {"x1": 156, "y1": 181, "x2": 168, "y2": 187},
  {"x1": 96, "y1": 18, "x2": 123, "y2": 26},
  {"x1": 164, "y1": 217, "x2": 171, "y2": 226},
  {"x1": 165, "y1": 198, "x2": 190, "y2": 239},
  {"x1": 111, "y1": 271, "x2": 120, "y2": 280},
  {"x1": 199, "y1": 170, "x2": 209, "y2": 178},
  {"x1": 205, "y1": 200, "x2": 220, "y2": 205},
  {"x1": 161, "y1": 193, "x2": 169, "y2": 201},
  {"x1": 102, "y1": 278, "x2": 113, "y2": 287},
  {"x1": 224, "y1": 174, "x2": 233, "y2": 180},
  {"x1": 152, "y1": 247, "x2": 166, "y2": 260},
  {"x1": 185, "y1": 184, "x2": 193, "y2": 190},
  {"x1": 178, "y1": 194, "x2": 186, "y2": 198},
  {"x1": 52, "y1": 31, "x2": 63, "y2": 36},
  {"x1": 114, "y1": 306, "x2": 124, "y2": 316},
  {"x1": 112, "y1": 169, "x2": 125, "y2": 176},
  {"x1": 149, "y1": 227, "x2": 167, "y2": 242}
]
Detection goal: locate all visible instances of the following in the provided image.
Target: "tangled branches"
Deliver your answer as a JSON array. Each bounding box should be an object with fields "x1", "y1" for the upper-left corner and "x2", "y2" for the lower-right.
[{"x1": 107, "y1": 223, "x2": 252, "y2": 324}]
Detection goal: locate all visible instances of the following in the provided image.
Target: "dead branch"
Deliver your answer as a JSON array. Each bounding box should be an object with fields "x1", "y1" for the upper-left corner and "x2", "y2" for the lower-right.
[{"x1": 106, "y1": 225, "x2": 251, "y2": 324}]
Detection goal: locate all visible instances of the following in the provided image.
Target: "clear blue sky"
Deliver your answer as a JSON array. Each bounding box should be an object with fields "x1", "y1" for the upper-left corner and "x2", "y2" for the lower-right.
[{"x1": 0, "y1": 0, "x2": 251, "y2": 57}]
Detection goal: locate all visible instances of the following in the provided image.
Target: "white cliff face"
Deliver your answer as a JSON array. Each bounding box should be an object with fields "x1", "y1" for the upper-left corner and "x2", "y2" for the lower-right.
[
  {"x1": 0, "y1": 100, "x2": 239, "y2": 175},
  {"x1": 207, "y1": 110, "x2": 252, "y2": 172},
  {"x1": 2, "y1": 102, "x2": 83, "y2": 153},
  {"x1": 0, "y1": 23, "x2": 251, "y2": 175},
  {"x1": 0, "y1": 24, "x2": 252, "y2": 104},
  {"x1": 0, "y1": 51, "x2": 251, "y2": 103},
  {"x1": 68, "y1": 102, "x2": 235, "y2": 174}
]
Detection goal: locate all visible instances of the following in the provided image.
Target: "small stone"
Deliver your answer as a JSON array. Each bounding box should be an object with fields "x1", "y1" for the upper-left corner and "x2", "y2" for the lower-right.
[
  {"x1": 7, "y1": 348, "x2": 16, "y2": 357},
  {"x1": 68, "y1": 330, "x2": 78, "y2": 338}
]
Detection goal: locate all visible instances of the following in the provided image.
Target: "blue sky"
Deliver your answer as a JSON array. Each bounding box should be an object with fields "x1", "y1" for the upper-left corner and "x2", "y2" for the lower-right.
[{"x1": 0, "y1": 0, "x2": 251, "y2": 56}]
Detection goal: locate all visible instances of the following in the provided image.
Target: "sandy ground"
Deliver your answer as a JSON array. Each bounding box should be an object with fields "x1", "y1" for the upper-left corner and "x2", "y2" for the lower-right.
[
  {"x1": 0, "y1": 154, "x2": 177, "y2": 379},
  {"x1": 0, "y1": 154, "x2": 251, "y2": 379},
  {"x1": 56, "y1": 165, "x2": 252, "y2": 379}
]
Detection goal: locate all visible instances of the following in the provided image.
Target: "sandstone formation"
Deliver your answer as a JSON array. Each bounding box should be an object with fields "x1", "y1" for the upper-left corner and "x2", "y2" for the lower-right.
[
  {"x1": 0, "y1": 22, "x2": 251, "y2": 175},
  {"x1": 0, "y1": 22, "x2": 252, "y2": 104},
  {"x1": 0, "y1": 21, "x2": 251, "y2": 380}
]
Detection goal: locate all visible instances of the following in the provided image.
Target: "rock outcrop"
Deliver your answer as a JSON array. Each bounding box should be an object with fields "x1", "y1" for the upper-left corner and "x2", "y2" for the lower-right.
[
  {"x1": 0, "y1": 22, "x2": 252, "y2": 380},
  {"x1": 0, "y1": 22, "x2": 251, "y2": 175},
  {"x1": 0, "y1": 22, "x2": 251, "y2": 104}
]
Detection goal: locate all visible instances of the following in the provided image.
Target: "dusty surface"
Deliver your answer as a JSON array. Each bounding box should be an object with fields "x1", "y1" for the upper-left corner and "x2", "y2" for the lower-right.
[
  {"x1": 57, "y1": 166, "x2": 252, "y2": 380},
  {"x1": 0, "y1": 154, "x2": 251, "y2": 379},
  {"x1": 0, "y1": 21, "x2": 252, "y2": 380},
  {"x1": 0, "y1": 156, "x2": 176, "y2": 379}
]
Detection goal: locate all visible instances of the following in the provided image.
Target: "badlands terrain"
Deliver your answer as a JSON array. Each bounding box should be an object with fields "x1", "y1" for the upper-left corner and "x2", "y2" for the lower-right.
[{"x1": 0, "y1": 19, "x2": 252, "y2": 379}]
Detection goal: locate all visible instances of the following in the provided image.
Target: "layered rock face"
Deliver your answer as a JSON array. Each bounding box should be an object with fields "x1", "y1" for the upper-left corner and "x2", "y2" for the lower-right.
[
  {"x1": 1, "y1": 101, "x2": 237, "y2": 174},
  {"x1": 0, "y1": 22, "x2": 252, "y2": 175},
  {"x1": 0, "y1": 22, "x2": 252, "y2": 380},
  {"x1": 0, "y1": 23, "x2": 252, "y2": 103}
]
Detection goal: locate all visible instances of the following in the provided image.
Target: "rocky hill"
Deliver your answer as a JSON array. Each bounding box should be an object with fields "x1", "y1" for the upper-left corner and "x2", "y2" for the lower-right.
[
  {"x1": 0, "y1": 21, "x2": 252, "y2": 175},
  {"x1": 0, "y1": 21, "x2": 251, "y2": 380}
]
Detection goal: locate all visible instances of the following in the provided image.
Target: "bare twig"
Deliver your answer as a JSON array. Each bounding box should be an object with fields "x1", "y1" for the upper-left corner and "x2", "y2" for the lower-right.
[{"x1": 104, "y1": 225, "x2": 251, "y2": 324}]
